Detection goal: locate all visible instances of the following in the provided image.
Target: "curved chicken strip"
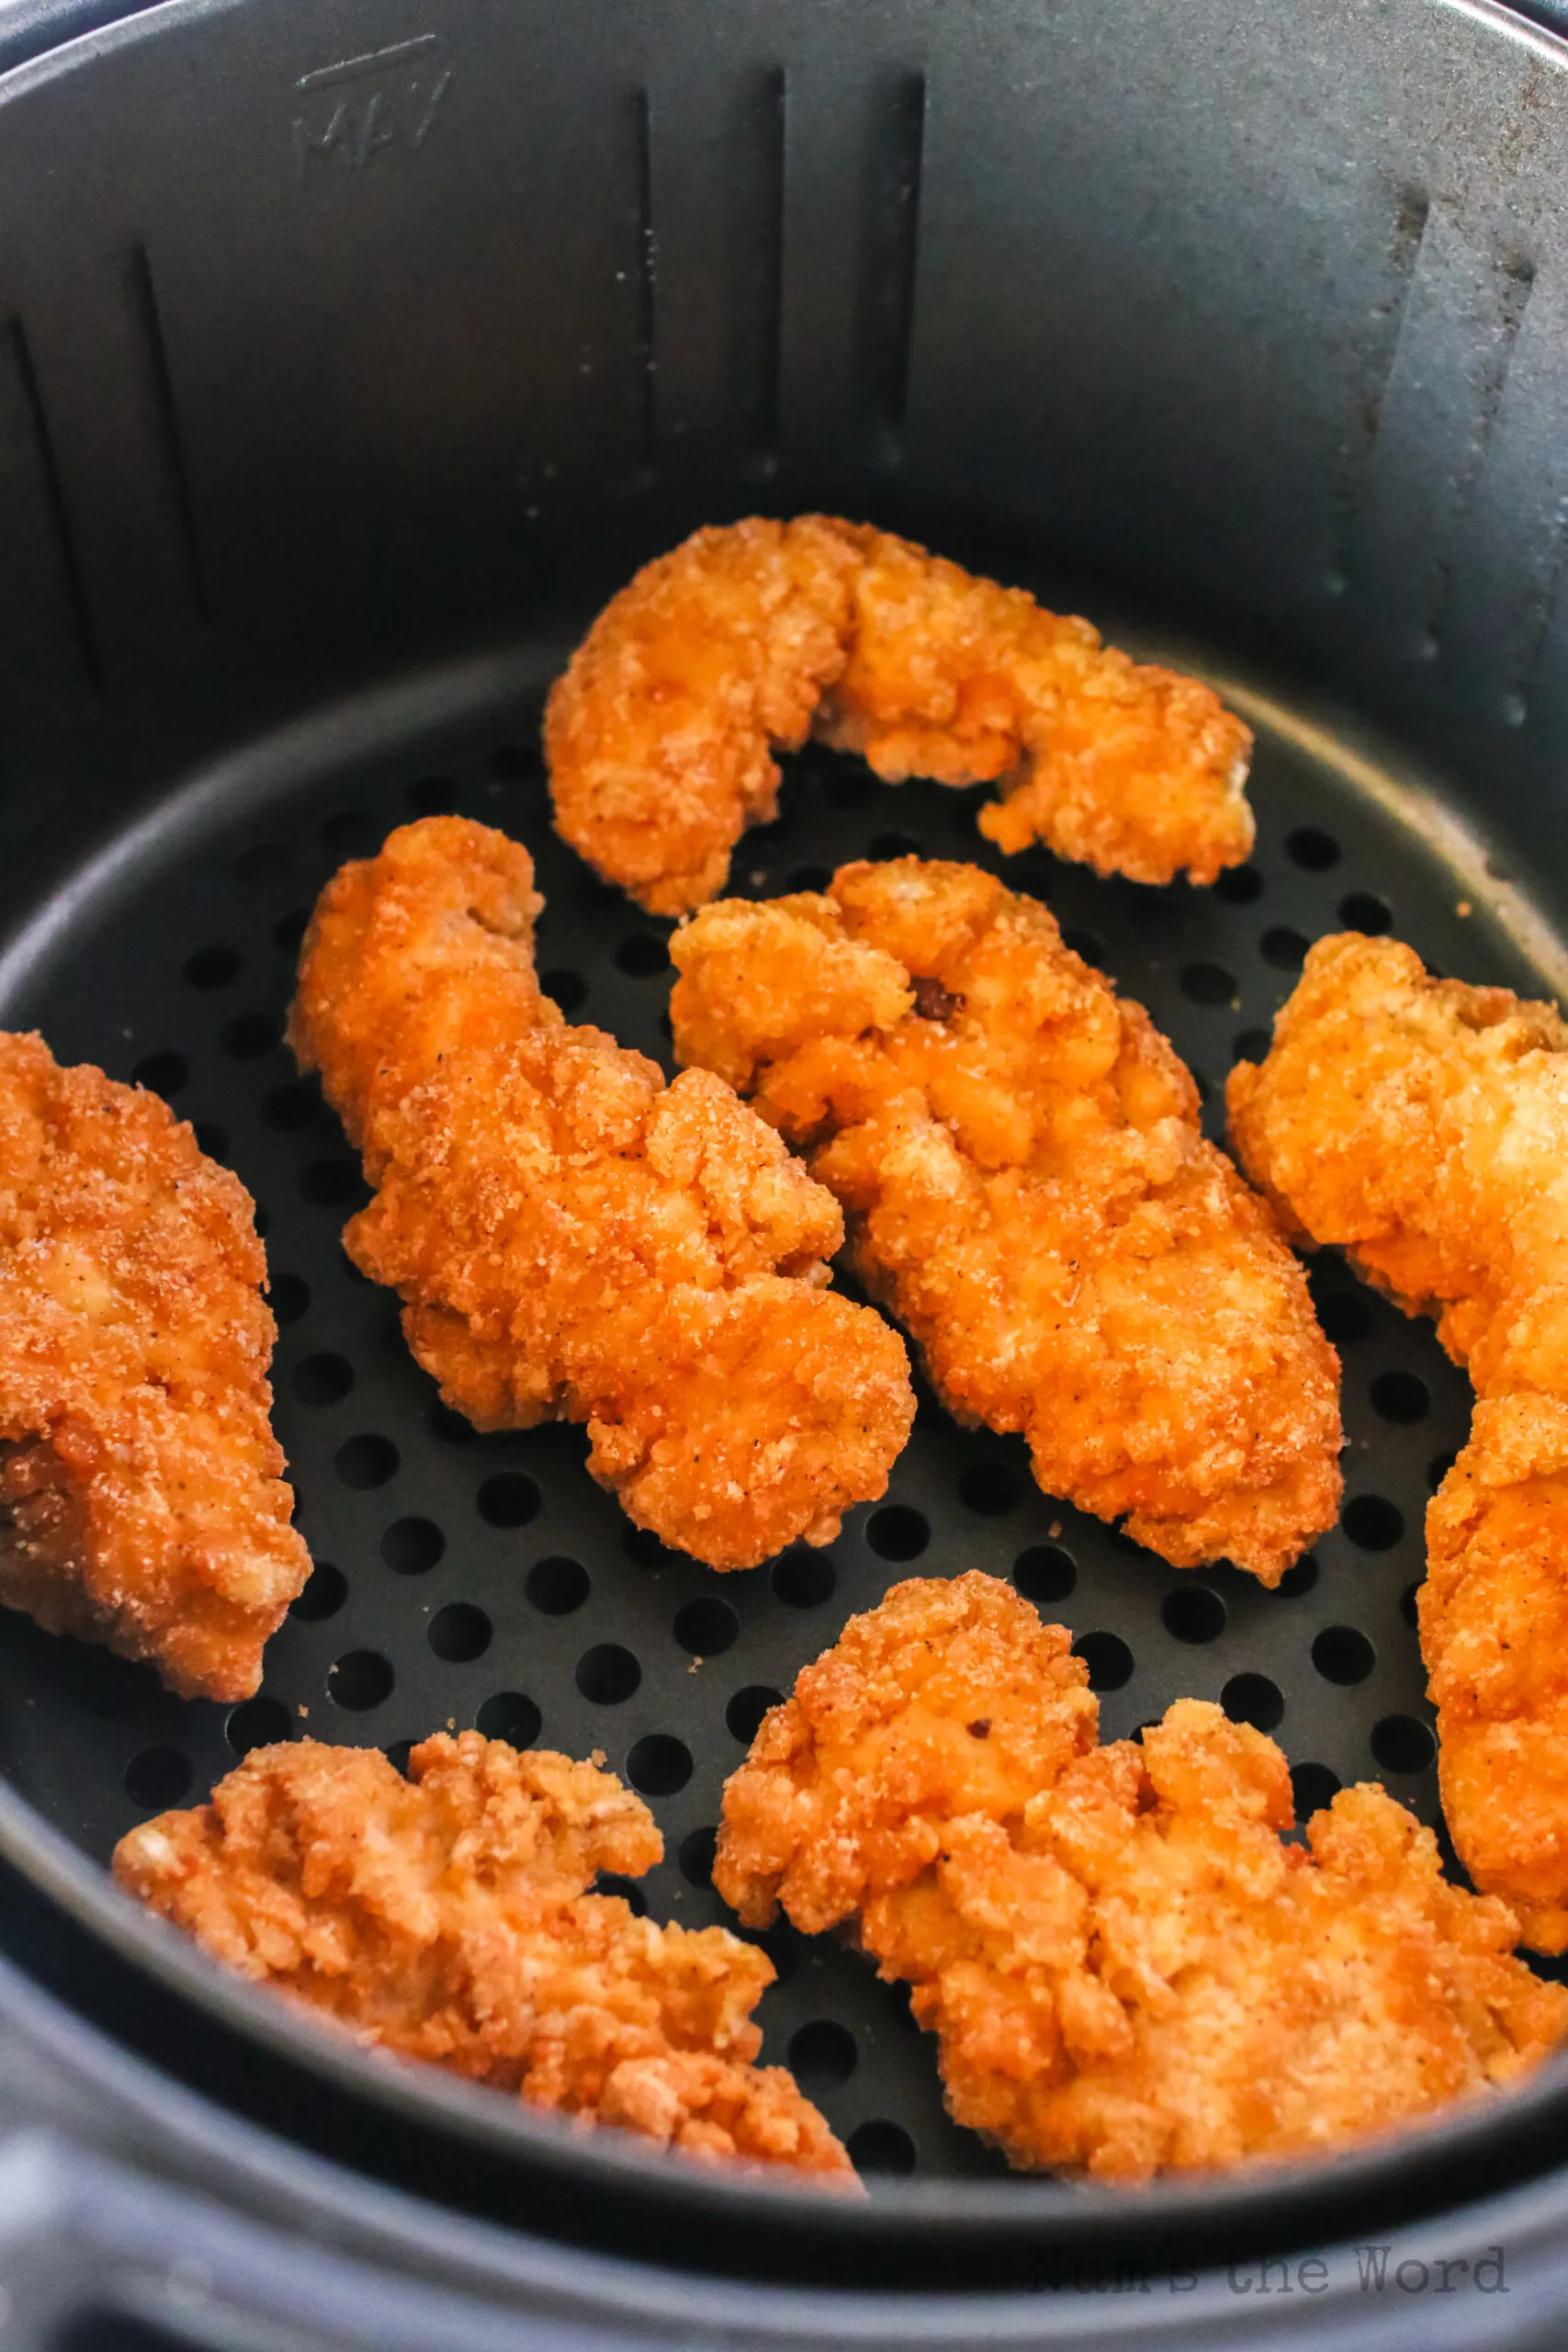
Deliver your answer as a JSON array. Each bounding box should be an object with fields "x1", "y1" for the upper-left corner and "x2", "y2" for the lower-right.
[
  {"x1": 715, "y1": 1572, "x2": 1567, "y2": 2182},
  {"x1": 289, "y1": 817, "x2": 913, "y2": 1570},
  {"x1": 1229, "y1": 931, "x2": 1568, "y2": 1949},
  {"x1": 546, "y1": 516, "x2": 1254, "y2": 915},
  {"x1": 0, "y1": 1033, "x2": 308, "y2": 1701},
  {"x1": 117, "y1": 1732, "x2": 852, "y2": 2181},
  {"x1": 671, "y1": 859, "x2": 1340, "y2": 1581}
]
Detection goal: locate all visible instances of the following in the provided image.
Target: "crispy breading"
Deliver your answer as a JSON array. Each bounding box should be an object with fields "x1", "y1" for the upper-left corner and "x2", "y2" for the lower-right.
[
  {"x1": 116, "y1": 1733, "x2": 852, "y2": 2180},
  {"x1": 288, "y1": 817, "x2": 913, "y2": 1570},
  {"x1": 714, "y1": 1572, "x2": 1568, "y2": 2181},
  {"x1": 671, "y1": 859, "x2": 1340, "y2": 1582},
  {"x1": 1229, "y1": 931, "x2": 1568, "y2": 1948},
  {"x1": 0, "y1": 1032, "x2": 308, "y2": 1701},
  {"x1": 546, "y1": 517, "x2": 1254, "y2": 915}
]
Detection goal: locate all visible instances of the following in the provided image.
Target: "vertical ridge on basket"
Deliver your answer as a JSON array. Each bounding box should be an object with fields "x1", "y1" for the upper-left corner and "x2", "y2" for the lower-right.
[
  {"x1": 6, "y1": 313, "x2": 101, "y2": 695},
  {"x1": 630, "y1": 90, "x2": 659, "y2": 477},
  {"x1": 129, "y1": 242, "x2": 211, "y2": 632},
  {"x1": 752, "y1": 66, "x2": 787, "y2": 466},
  {"x1": 1326, "y1": 184, "x2": 1428, "y2": 595},
  {"x1": 863, "y1": 70, "x2": 924, "y2": 466}
]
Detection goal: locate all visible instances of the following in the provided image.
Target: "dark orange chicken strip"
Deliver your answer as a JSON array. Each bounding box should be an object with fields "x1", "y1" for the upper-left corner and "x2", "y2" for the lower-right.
[
  {"x1": 1230, "y1": 932, "x2": 1568, "y2": 1951},
  {"x1": 715, "y1": 1572, "x2": 1568, "y2": 2182},
  {"x1": 546, "y1": 516, "x2": 1254, "y2": 914},
  {"x1": 116, "y1": 1733, "x2": 852, "y2": 2180},
  {"x1": 0, "y1": 1032, "x2": 308, "y2": 1700},
  {"x1": 671, "y1": 858, "x2": 1340, "y2": 1581},
  {"x1": 288, "y1": 817, "x2": 912, "y2": 1569}
]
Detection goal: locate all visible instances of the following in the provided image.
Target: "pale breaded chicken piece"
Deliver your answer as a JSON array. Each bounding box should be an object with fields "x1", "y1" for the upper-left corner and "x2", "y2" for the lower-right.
[
  {"x1": 117, "y1": 1733, "x2": 852, "y2": 2180},
  {"x1": 0, "y1": 1032, "x2": 308, "y2": 1701},
  {"x1": 671, "y1": 859, "x2": 1340, "y2": 1582},
  {"x1": 546, "y1": 517, "x2": 1254, "y2": 915},
  {"x1": 1229, "y1": 932, "x2": 1568, "y2": 1949},
  {"x1": 288, "y1": 818, "x2": 912, "y2": 1570},
  {"x1": 715, "y1": 1572, "x2": 1568, "y2": 2182}
]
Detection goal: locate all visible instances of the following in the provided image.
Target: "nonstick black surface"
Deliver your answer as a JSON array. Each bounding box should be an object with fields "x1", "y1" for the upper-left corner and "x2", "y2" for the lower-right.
[{"x1": 0, "y1": 615, "x2": 1554, "y2": 2183}]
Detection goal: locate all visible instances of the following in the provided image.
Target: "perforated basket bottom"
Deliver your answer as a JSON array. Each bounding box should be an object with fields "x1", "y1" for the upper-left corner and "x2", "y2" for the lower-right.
[{"x1": 0, "y1": 623, "x2": 1556, "y2": 2183}]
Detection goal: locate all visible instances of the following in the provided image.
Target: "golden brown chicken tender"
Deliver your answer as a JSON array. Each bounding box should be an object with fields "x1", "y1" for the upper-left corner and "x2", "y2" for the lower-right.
[
  {"x1": 715, "y1": 1572, "x2": 1568, "y2": 2182},
  {"x1": 671, "y1": 859, "x2": 1340, "y2": 1582},
  {"x1": 1229, "y1": 931, "x2": 1568, "y2": 1949},
  {"x1": 116, "y1": 1732, "x2": 852, "y2": 2180},
  {"x1": 0, "y1": 1032, "x2": 308, "y2": 1701},
  {"x1": 288, "y1": 817, "x2": 913, "y2": 1570},
  {"x1": 546, "y1": 517, "x2": 1255, "y2": 915}
]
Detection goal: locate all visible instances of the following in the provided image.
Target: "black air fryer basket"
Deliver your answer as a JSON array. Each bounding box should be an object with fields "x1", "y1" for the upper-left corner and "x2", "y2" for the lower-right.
[{"x1": 5, "y1": 0, "x2": 1568, "y2": 2342}]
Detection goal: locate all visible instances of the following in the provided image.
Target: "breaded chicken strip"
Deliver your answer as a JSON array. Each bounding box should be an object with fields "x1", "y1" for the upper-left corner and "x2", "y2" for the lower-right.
[
  {"x1": 715, "y1": 1572, "x2": 1567, "y2": 2181},
  {"x1": 546, "y1": 517, "x2": 1254, "y2": 915},
  {"x1": 117, "y1": 1733, "x2": 852, "y2": 2180},
  {"x1": 1229, "y1": 932, "x2": 1568, "y2": 1949},
  {"x1": 671, "y1": 859, "x2": 1340, "y2": 1581},
  {"x1": 289, "y1": 818, "x2": 912, "y2": 1569},
  {"x1": 0, "y1": 1033, "x2": 308, "y2": 1701}
]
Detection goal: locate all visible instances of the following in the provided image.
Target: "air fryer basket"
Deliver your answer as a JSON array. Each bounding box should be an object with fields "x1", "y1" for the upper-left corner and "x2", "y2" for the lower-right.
[{"x1": 5, "y1": 0, "x2": 1568, "y2": 2342}]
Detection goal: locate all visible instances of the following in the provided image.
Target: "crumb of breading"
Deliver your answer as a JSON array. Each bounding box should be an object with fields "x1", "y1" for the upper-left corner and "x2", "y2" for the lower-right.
[
  {"x1": 116, "y1": 1731, "x2": 854, "y2": 2183},
  {"x1": 0, "y1": 1032, "x2": 309, "y2": 1701},
  {"x1": 715, "y1": 1572, "x2": 1568, "y2": 2180},
  {"x1": 671, "y1": 858, "x2": 1340, "y2": 1582},
  {"x1": 546, "y1": 517, "x2": 1254, "y2": 915},
  {"x1": 1230, "y1": 932, "x2": 1568, "y2": 1949},
  {"x1": 288, "y1": 818, "x2": 913, "y2": 1570}
]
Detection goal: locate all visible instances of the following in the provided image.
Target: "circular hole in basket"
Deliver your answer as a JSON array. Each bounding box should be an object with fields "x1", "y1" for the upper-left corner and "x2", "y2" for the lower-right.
[
  {"x1": 1222, "y1": 1672, "x2": 1284, "y2": 1732},
  {"x1": 1260, "y1": 926, "x2": 1309, "y2": 972},
  {"x1": 221, "y1": 1012, "x2": 281, "y2": 1060},
  {"x1": 184, "y1": 943, "x2": 241, "y2": 989},
  {"x1": 1427, "y1": 1450, "x2": 1459, "y2": 1492},
  {"x1": 726, "y1": 1685, "x2": 783, "y2": 1745},
  {"x1": 273, "y1": 908, "x2": 309, "y2": 951},
  {"x1": 193, "y1": 1122, "x2": 229, "y2": 1162},
  {"x1": 430, "y1": 1402, "x2": 476, "y2": 1447},
  {"x1": 226, "y1": 1696, "x2": 292, "y2": 1756},
  {"x1": 385, "y1": 1739, "x2": 416, "y2": 1780},
  {"x1": 626, "y1": 1735, "x2": 693, "y2": 1796},
  {"x1": 381, "y1": 1518, "x2": 445, "y2": 1576},
  {"x1": 1343, "y1": 1494, "x2": 1404, "y2": 1551},
  {"x1": 270, "y1": 1272, "x2": 310, "y2": 1326},
  {"x1": 1180, "y1": 961, "x2": 1235, "y2": 1006},
  {"x1": 335, "y1": 1433, "x2": 399, "y2": 1489},
  {"x1": 1339, "y1": 890, "x2": 1392, "y2": 935},
  {"x1": 680, "y1": 1826, "x2": 718, "y2": 1889},
  {"x1": 615, "y1": 933, "x2": 671, "y2": 978},
  {"x1": 292, "y1": 1351, "x2": 354, "y2": 1408},
  {"x1": 541, "y1": 968, "x2": 587, "y2": 1014},
  {"x1": 1161, "y1": 1586, "x2": 1226, "y2": 1644},
  {"x1": 1062, "y1": 927, "x2": 1104, "y2": 967},
  {"x1": 475, "y1": 1690, "x2": 542, "y2": 1747},
  {"x1": 1232, "y1": 1025, "x2": 1272, "y2": 1064},
  {"x1": 1286, "y1": 827, "x2": 1340, "y2": 871},
  {"x1": 478, "y1": 1472, "x2": 540, "y2": 1528},
  {"x1": 848, "y1": 2121, "x2": 917, "y2": 2177},
  {"x1": 301, "y1": 1158, "x2": 366, "y2": 1208},
  {"x1": 290, "y1": 1563, "x2": 346, "y2": 1622},
  {"x1": 1290, "y1": 1761, "x2": 1341, "y2": 1819},
  {"x1": 123, "y1": 1747, "x2": 191, "y2": 1809},
  {"x1": 957, "y1": 1463, "x2": 1021, "y2": 1517},
  {"x1": 771, "y1": 1549, "x2": 837, "y2": 1609},
  {"x1": 1316, "y1": 1292, "x2": 1373, "y2": 1346},
  {"x1": 1312, "y1": 1625, "x2": 1375, "y2": 1685},
  {"x1": 785, "y1": 865, "x2": 833, "y2": 893},
  {"x1": 595, "y1": 1873, "x2": 649, "y2": 1917},
  {"x1": 1013, "y1": 1544, "x2": 1077, "y2": 1606},
  {"x1": 1072, "y1": 1631, "x2": 1134, "y2": 1691},
  {"x1": 328, "y1": 1650, "x2": 393, "y2": 1711},
  {"x1": 1276, "y1": 1554, "x2": 1319, "y2": 1598},
  {"x1": 577, "y1": 1645, "x2": 642, "y2": 1704},
  {"x1": 131, "y1": 1050, "x2": 186, "y2": 1099},
  {"x1": 869, "y1": 829, "x2": 921, "y2": 862},
  {"x1": 1371, "y1": 1371, "x2": 1430, "y2": 1424},
  {"x1": 789, "y1": 2019, "x2": 859, "y2": 2093},
  {"x1": 672, "y1": 1596, "x2": 739, "y2": 1657},
  {"x1": 526, "y1": 1556, "x2": 590, "y2": 1615},
  {"x1": 1213, "y1": 864, "x2": 1263, "y2": 904},
  {"x1": 1400, "y1": 1581, "x2": 1422, "y2": 1630},
  {"x1": 866, "y1": 1505, "x2": 929, "y2": 1562},
  {"x1": 1371, "y1": 1713, "x2": 1437, "y2": 1774},
  {"x1": 429, "y1": 1603, "x2": 491, "y2": 1663}
]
